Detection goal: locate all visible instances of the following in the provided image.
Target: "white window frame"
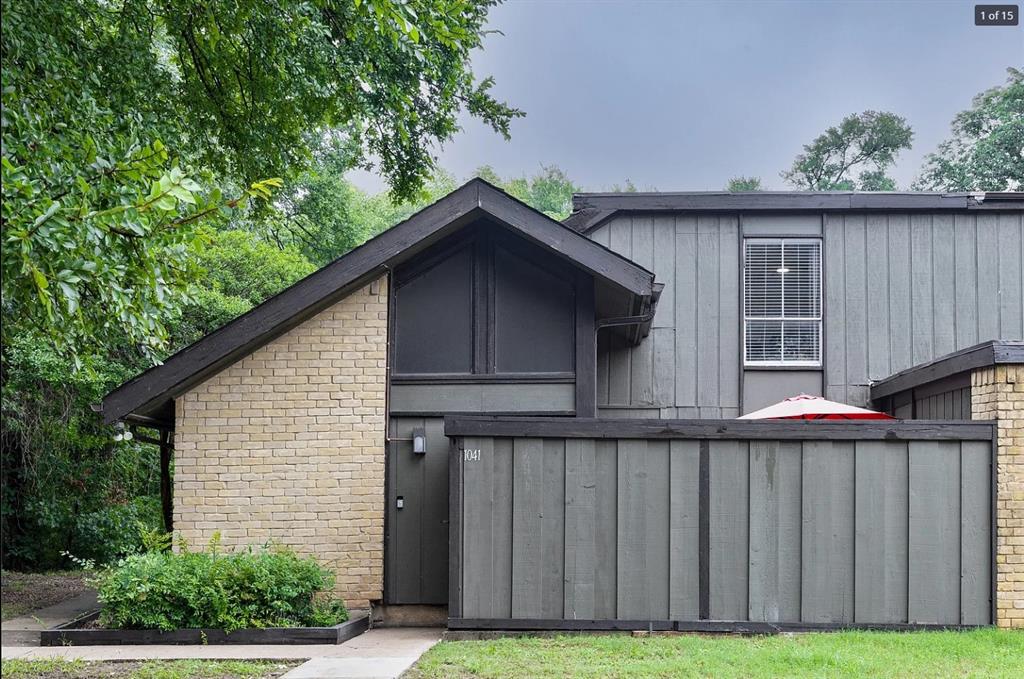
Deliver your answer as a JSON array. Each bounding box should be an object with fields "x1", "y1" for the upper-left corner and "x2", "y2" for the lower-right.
[{"x1": 742, "y1": 237, "x2": 822, "y2": 367}]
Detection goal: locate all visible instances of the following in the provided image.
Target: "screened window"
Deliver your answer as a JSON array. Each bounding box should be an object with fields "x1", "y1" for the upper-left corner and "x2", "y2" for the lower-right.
[{"x1": 743, "y1": 238, "x2": 822, "y2": 366}]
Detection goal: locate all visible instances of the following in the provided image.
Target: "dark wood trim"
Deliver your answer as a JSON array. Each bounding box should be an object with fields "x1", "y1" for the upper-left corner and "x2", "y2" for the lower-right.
[
  {"x1": 448, "y1": 437, "x2": 464, "y2": 619},
  {"x1": 103, "y1": 178, "x2": 655, "y2": 424},
  {"x1": 991, "y1": 423, "x2": 999, "y2": 625},
  {"x1": 871, "y1": 341, "x2": 1024, "y2": 400},
  {"x1": 392, "y1": 373, "x2": 575, "y2": 385},
  {"x1": 449, "y1": 618, "x2": 675, "y2": 632},
  {"x1": 566, "y1": 192, "x2": 1012, "y2": 234},
  {"x1": 447, "y1": 618, "x2": 985, "y2": 633},
  {"x1": 395, "y1": 410, "x2": 577, "y2": 419},
  {"x1": 41, "y1": 615, "x2": 370, "y2": 646},
  {"x1": 484, "y1": 229, "x2": 496, "y2": 373},
  {"x1": 575, "y1": 272, "x2": 597, "y2": 418},
  {"x1": 444, "y1": 416, "x2": 996, "y2": 441},
  {"x1": 159, "y1": 429, "x2": 173, "y2": 533},
  {"x1": 698, "y1": 440, "x2": 710, "y2": 620}
]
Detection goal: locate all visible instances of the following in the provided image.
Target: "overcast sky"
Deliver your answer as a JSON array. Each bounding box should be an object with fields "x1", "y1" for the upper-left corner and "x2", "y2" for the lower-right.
[{"x1": 349, "y1": 0, "x2": 1022, "y2": 193}]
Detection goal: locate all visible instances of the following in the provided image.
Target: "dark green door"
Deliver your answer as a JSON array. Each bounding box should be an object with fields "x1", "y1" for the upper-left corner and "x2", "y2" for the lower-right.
[{"x1": 385, "y1": 417, "x2": 449, "y2": 604}]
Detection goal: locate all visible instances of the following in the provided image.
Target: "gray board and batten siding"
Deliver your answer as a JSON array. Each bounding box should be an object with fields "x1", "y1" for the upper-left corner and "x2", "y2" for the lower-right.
[
  {"x1": 586, "y1": 210, "x2": 1024, "y2": 417},
  {"x1": 447, "y1": 417, "x2": 995, "y2": 630}
]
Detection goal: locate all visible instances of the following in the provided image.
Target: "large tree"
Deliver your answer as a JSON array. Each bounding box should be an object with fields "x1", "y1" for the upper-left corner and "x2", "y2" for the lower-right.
[
  {"x1": 1, "y1": 0, "x2": 520, "y2": 360},
  {"x1": 915, "y1": 68, "x2": 1024, "y2": 192},
  {"x1": 726, "y1": 176, "x2": 763, "y2": 192},
  {"x1": 782, "y1": 111, "x2": 913, "y2": 191},
  {"x1": 473, "y1": 165, "x2": 580, "y2": 220}
]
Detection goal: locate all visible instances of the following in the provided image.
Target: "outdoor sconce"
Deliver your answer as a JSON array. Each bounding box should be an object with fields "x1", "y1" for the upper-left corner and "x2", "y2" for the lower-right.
[
  {"x1": 412, "y1": 427, "x2": 427, "y2": 454},
  {"x1": 112, "y1": 422, "x2": 133, "y2": 442}
]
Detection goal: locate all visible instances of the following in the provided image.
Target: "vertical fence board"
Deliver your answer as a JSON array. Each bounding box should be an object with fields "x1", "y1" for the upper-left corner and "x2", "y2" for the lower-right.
[
  {"x1": 801, "y1": 441, "x2": 855, "y2": 623},
  {"x1": 564, "y1": 439, "x2": 597, "y2": 619},
  {"x1": 960, "y1": 441, "x2": 992, "y2": 625},
  {"x1": 647, "y1": 441, "x2": 671, "y2": 619},
  {"x1": 453, "y1": 427, "x2": 992, "y2": 628},
  {"x1": 669, "y1": 440, "x2": 700, "y2": 619},
  {"x1": 491, "y1": 438, "x2": 514, "y2": 618},
  {"x1": 595, "y1": 441, "x2": 619, "y2": 618},
  {"x1": 909, "y1": 441, "x2": 961, "y2": 624},
  {"x1": 462, "y1": 437, "x2": 494, "y2": 617},
  {"x1": 854, "y1": 441, "x2": 909, "y2": 623},
  {"x1": 511, "y1": 438, "x2": 544, "y2": 618},
  {"x1": 710, "y1": 441, "x2": 749, "y2": 620},
  {"x1": 617, "y1": 440, "x2": 649, "y2": 619},
  {"x1": 748, "y1": 441, "x2": 802, "y2": 622},
  {"x1": 542, "y1": 440, "x2": 566, "y2": 619}
]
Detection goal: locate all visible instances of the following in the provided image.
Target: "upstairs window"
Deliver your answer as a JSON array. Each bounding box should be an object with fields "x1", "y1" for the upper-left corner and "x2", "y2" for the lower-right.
[{"x1": 743, "y1": 238, "x2": 822, "y2": 366}]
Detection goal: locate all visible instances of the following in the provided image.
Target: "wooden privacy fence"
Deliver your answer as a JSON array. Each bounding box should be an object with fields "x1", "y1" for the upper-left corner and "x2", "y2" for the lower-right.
[{"x1": 445, "y1": 417, "x2": 996, "y2": 631}]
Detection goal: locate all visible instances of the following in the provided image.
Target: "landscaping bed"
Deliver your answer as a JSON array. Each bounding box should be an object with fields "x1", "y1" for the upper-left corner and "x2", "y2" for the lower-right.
[
  {"x1": 40, "y1": 538, "x2": 368, "y2": 645},
  {"x1": 407, "y1": 628, "x2": 1024, "y2": 678},
  {"x1": 40, "y1": 612, "x2": 368, "y2": 646},
  {"x1": 1, "y1": 659, "x2": 300, "y2": 679},
  {"x1": 1, "y1": 571, "x2": 91, "y2": 621}
]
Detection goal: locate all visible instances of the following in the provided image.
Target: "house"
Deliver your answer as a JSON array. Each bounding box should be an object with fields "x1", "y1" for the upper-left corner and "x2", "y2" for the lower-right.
[{"x1": 101, "y1": 180, "x2": 1024, "y2": 628}]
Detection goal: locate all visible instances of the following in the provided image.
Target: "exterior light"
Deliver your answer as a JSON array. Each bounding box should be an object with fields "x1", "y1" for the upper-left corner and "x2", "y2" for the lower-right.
[
  {"x1": 113, "y1": 421, "x2": 125, "y2": 442},
  {"x1": 123, "y1": 430, "x2": 134, "y2": 441},
  {"x1": 776, "y1": 267, "x2": 790, "y2": 273},
  {"x1": 412, "y1": 427, "x2": 427, "y2": 454}
]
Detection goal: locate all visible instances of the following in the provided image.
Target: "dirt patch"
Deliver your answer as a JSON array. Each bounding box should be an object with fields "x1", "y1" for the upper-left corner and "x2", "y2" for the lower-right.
[
  {"x1": 0, "y1": 659, "x2": 300, "y2": 679},
  {"x1": 1, "y1": 571, "x2": 91, "y2": 621}
]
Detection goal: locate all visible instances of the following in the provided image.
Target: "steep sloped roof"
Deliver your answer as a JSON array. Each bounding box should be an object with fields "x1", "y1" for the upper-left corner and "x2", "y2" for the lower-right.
[{"x1": 101, "y1": 179, "x2": 657, "y2": 425}]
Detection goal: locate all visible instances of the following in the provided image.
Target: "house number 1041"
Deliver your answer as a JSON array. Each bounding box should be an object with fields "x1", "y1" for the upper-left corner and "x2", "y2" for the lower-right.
[{"x1": 464, "y1": 449, "x2": 481, "y2": 462}]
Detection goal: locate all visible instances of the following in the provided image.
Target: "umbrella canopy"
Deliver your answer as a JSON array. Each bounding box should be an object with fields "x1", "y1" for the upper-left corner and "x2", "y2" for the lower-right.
[{"x1": 738, "y1": 394, "x2": 895, "y2": 420}]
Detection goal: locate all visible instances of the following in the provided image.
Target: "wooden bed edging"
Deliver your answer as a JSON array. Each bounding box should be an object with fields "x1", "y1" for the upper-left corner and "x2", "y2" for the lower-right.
[
  {"x1": 447, "y1": 618, "x2": 987, "y2": 634},
  {"x1": 39, "y1": 613, "x2": 369, "y2": 646}
]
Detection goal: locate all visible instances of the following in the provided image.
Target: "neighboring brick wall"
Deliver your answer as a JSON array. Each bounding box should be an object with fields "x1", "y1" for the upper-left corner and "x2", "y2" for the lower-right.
[
  {"x1": 972, "y1": 364, "x2": 1024, "y2": 628},
  {"x1": 173, "y1": 278, "x2": 388, "y2": 610}
]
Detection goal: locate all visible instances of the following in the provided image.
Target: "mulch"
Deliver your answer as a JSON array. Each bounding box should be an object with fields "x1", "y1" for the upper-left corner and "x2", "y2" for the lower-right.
[
  {"x1": 1, "y1": 571, "x2": 92, "y2": 621},
  {"x1": 1, "y1": 660, "x2": 300, "y2": 679}
]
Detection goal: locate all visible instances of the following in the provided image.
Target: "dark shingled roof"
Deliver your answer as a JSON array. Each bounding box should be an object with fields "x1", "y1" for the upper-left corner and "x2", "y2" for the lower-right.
[
  {"x1": 564, "y1": 191, "x2": 1024, "y2": 233},
  {"x1": 101, "y1": 179, "x2": 657, "y2": 426}
]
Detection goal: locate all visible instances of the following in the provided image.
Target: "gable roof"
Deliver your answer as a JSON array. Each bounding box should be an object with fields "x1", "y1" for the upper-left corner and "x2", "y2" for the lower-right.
[
  {"x1": 564, "y1": 191, "x2": 1024, "y2": 233},
  {"x1": 101, "y1": 179, "x2": 657, "y2": 425}
]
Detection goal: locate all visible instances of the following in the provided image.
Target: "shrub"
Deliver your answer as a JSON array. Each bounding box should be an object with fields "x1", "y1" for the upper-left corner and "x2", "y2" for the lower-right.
[{"x1": 93, "y1": 540, "x2": 348, "y2": 631}]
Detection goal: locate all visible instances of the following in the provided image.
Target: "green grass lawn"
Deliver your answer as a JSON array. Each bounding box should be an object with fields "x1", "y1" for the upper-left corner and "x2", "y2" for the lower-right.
[
  {"x1": 0, "y1": 659, "x2": 299, "y2": 679},
  {"x1": 407, "y1": 629, "x2": 1024, "y2": 678}
]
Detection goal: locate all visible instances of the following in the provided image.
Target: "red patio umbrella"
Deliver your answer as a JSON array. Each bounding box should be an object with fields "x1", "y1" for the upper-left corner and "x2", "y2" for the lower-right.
[{"x1": 738, "y1": 393, "x2": 895, "y2": 420}]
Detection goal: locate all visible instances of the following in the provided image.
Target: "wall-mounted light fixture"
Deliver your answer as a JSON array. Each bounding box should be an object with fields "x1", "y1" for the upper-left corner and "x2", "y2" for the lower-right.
[
  {"x1": 412, "y1": 427, "x2": 427, "y2": 454},
  {"x1": 113, "y1": 421, "x2": 133, "y2": 442}
]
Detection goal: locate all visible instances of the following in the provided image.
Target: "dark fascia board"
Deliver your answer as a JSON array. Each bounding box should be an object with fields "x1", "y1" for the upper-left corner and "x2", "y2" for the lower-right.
[
  {"x1": 101, "y1": 179, "x2": 654, "y2": 424},
  {"x1": 565, "y1": 191, "x2": 1022, "y2": 233},
  {"x1": 870, "y1": 340, "x2": 1024, "y2": 400},
  {"x1": 444, "y1": 416, "x2": 995, "y2": 441}
]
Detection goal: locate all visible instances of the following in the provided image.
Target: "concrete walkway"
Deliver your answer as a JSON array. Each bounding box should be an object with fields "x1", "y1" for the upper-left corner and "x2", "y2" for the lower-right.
[
  {"x1": 1, "y1": 591, "x2": 98, "y2": 646},
  {"x1": 1, "y1": 627, "x2": 444, "y2": 679}
]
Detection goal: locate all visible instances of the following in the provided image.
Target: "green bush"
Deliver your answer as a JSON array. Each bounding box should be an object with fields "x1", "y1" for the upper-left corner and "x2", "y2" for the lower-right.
[{"x1": 94, "y1": 541, "x2": 348, "y2": 631}]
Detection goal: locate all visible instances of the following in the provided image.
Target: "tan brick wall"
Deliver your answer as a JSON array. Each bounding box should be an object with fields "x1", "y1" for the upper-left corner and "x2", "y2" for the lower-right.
[
  {"x1": 173, "y1": 278, "x2": 388, "y2": 610},
  {"x1": 972, "y1": 364, "x2": 1024, "y2": 628}
]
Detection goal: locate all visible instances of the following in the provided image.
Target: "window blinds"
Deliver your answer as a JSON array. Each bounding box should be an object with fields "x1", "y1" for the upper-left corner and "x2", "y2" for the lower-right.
[{"x1": 743, "y1": 239, "x2": 821, "y2": 365}]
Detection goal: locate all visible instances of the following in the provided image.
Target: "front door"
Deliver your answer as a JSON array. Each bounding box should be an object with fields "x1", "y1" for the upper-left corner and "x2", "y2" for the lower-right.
[{"x1": 385, "y1": 417, "x2": 449, "y2": 604}]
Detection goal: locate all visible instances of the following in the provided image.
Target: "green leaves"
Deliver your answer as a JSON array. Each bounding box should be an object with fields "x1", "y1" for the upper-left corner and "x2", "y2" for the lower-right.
[
  {"x1": 3, "y1": 0, "x2": 516, "y2": 364},
  {"x1": 94, "y1": 544, "x2": 345, "y2": 631},
  {"x1": 915, "y1": 68, "x2": 1024, "y2": 192},
  {"x1": 782, "y1": 111, "x2": 913, "y2": 191}
]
